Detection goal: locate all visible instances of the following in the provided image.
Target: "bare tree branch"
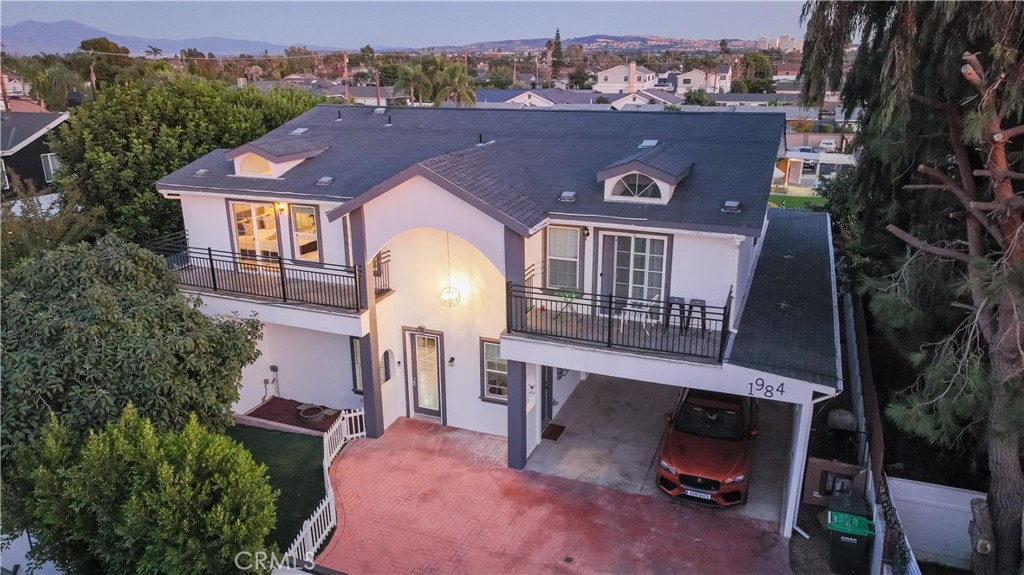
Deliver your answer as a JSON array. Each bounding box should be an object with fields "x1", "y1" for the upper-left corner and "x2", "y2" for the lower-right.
[
  {"x1": 886, "y1": 224, "x2": 972, "y2": 263},
  {"x1": 973, "y1": 169, "x2": 1024, "y2": 182},
  {"x1": 917, "y1": 165, "x2": 1006, "y2": 247},
  {"x1": 991, "y1": 124, "x2": 1024, "y2": 143},
  {"x1": 971, "y1": 197, "x2": 1024, "y2": 211}
]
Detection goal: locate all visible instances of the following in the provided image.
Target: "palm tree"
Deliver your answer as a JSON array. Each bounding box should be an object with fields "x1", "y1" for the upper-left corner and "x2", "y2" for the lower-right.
[
  {"x1": 35, "y1": 65, "x2": 84, "y2": 111},
  {"x1": 145, "y1": 45, "x2": 163, "y2": 60},
  {"x1": 394, "y1": 64, "x2": 432, "y2": 106},
  {"x1": 431, "y1": 62, "x2": 475, "y2": 107}
]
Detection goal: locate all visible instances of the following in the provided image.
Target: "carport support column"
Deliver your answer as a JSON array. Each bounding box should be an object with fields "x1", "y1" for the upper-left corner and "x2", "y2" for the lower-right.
[
  {"x1": 504, "y1": 226, "x2": 528, "y2": 469},
  {"x1": 781, "y1": 400, "x2": 814, "y2": 537},
  {"x1": 350, "y1": 207, "x2": 385, "y2": 439}
]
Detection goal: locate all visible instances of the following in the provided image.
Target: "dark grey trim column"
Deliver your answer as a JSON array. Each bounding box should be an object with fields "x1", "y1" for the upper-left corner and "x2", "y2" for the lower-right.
[
  {"x1": 504, "y1": 226, "x2": 528, "y2": 469},
  {"x1": 350, "y1": 207, "x2": 384, "y2": 438}
]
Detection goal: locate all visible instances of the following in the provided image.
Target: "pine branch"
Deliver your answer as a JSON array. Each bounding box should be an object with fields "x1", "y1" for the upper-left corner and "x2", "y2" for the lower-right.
[
  {"x1": 885, "y1": 224, "x2": 972, "y2": 263},
  {"x1": 916, "y1": 165, "x2": 1005, "y2": 247}
]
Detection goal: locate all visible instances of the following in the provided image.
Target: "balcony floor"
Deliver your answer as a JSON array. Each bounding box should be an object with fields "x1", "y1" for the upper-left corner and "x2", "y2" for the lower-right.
[
  {"x1": 173, "y1": 264, "x2": 360, "y2": 311},
  {"x1": 519, "y1": 306, "x2": 725, "y2": 360}
]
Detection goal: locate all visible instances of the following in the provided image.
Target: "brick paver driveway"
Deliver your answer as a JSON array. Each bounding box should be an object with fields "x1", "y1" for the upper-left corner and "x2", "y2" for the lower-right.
[{"x1": 317, "y1": 418, "x2": 790, "y2": 575}]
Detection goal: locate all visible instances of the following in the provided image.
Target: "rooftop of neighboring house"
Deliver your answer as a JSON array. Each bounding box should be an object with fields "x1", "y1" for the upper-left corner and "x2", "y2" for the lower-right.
[
  {"x1": 1, "y1": 98, "x2": 48, "y2": 113},
  {"x1": 326, "y1": 85, "x2": 398, "y2": 99},
  {"x1": 711, "y1": 93, "x2": 801, "y2": 105},
  {"x1": 595, "y1": 63, "x2": 656, "y2": 76},
  {"x1": 1, "y1": 111, "x2": 67, "y2": 156},
  {"x1": 729, "y1": 209, "x2": 838, "y2": 386},
  {"x1": 774, "y1": 62, "x2": 801, "y2": 75},
  {"x1": 158, "y1": 105, "x2": 785, "y2": 236}
]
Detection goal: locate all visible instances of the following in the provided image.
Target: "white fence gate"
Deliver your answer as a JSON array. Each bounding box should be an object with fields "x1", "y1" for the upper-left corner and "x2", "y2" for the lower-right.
[{"x1": 282, "y1": 410, "x2": 366, "y2": 567}]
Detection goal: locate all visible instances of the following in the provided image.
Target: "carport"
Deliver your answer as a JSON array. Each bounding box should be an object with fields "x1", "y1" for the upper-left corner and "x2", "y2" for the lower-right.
[
  {"x1": 502, "y1": 210, "x2": 843, "y2": 538},
  {"x1": 525, "y1": 374, "x2": 792, "y2": 524}
]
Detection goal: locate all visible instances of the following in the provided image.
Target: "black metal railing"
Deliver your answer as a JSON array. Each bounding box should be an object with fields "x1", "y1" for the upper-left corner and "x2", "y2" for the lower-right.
[
  {"x1": 506, "y1": 283, "x2": 732, "y2": 361},
  {"x1": 372, "y1": 251, "x2": 392, "y2": 297},
  {"x1": 148, "y1": 232, "x2": 364, "y2": 310}
]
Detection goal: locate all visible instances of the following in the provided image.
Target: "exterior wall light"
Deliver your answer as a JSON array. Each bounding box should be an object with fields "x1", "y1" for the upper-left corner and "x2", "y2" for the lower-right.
[{"x1": 275, "y1": 202, "x2": 287, "y2": 212}]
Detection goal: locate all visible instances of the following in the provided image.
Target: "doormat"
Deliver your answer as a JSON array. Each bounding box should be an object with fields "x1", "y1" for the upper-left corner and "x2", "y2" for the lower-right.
[{"x1": 542, "y1": 423, "x2": 566, "y2": 441}]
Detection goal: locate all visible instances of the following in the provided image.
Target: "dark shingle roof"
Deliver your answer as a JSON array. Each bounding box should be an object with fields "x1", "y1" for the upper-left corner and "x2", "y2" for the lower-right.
[
  {"x1": 728, "y1": 209, "x2": 839, "y2": 387},
  {"x1": 599, "y1": 142, "x2": 693, "y2": 184},
  {"x1": 474, "y1": 89, "x2": 528, "y2": 103},
  {"x1": 157, "y1": 105, "x2": 785, "y2": 235},
  {"x1": 1, "y1": 112, "x2": 66, "y2": 155}
]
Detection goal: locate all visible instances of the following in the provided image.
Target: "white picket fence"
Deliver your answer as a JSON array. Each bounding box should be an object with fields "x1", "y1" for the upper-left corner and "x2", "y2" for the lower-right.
[{"x1": 283, "y1": 409, "x2": 366, "y2": 565}]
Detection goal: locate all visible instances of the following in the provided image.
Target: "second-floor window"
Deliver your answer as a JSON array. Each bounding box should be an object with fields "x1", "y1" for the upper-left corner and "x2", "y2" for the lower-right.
[
  {"x1": 291, "y1": 205, "x2": 320, "y2": 262},
  {"x1": 546, "y1": 226, "x2": 580, "y2": 290},
  {"x1": 41, "y1": 153, "x2": 60, "y2": 183}
]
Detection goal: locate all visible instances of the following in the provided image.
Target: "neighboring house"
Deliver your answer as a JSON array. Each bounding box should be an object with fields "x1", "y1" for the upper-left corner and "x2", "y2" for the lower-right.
[
  {"x1": 711, "y1": 64, "x2": 733, "y2": 94},
  {"x1": 672, "y1": 70, "x2": 708, "y2": 94},
  {"x1": 326, "y1": 85, "x2": 405, "y2": 106},
  {"x1": 0, "y1": 111, "x2": 68, "y2": 195},
  {"x1": 609, "y1": 90, "x2": 683, "y2": 110},
  {"x1": 154, "y1": 106, "x2": 841, "y2": 540},
  {"x1": 2, "y1": 74, "x2": 31, "y2": 97},
  {"x1": 773, "y1": 62, "x2": 801, "y2": 81},
  {"x1": 711, "y1": 93, "x2": 801, "y2": 106},
  {"x1": 515, "y1": 72, "x2": 538, "y2": 88},
  {"x1": 592, "y1": 62, "x2": 657, "y2": 93}
]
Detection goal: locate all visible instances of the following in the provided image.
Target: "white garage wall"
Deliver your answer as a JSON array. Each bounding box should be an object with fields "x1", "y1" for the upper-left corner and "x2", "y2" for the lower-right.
[{"x1": 235, "y1": 322, "x2": 363, "y2": 414}]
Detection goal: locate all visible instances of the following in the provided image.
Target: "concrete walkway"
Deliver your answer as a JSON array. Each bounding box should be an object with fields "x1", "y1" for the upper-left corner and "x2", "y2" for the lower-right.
[{"x1": 317, "y1": 418, "x2": 791, "y2": 574}]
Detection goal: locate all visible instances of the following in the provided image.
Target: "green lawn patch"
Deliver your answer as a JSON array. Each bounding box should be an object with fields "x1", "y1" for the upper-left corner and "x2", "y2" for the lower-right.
[
  {"x1": 769, "y1": 194, "x2": 828, "y2": 209},
  {"x1": 227, "y1": 425, "x2": 326, "y2": 551}
]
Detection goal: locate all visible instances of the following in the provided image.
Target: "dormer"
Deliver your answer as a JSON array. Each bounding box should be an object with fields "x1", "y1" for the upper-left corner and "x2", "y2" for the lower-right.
[
  {"x1": 224, "y1": 129, "x2": 329, "y2": 179},
  {"x1": 597, "y1": 141, "x2": 693, "y2": 205}
]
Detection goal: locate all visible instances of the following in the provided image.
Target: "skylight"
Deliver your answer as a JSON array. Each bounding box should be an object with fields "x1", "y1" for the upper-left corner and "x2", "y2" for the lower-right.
[
  {"x1": 290, "y1": 128, "x2": 308, "y2": 135},
  {"x1": 316, "y1": 176, "x2": 334, "y2": 186},
  {"x1": 638, "y1": 139, "x2": 658, "y2": 148}
]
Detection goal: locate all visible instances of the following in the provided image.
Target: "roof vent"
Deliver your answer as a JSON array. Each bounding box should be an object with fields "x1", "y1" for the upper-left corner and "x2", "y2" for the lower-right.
[
  {"x1": 316, "y1": 176, "x2": 334, "y2": 186},
  {"x1": 193, "y1": 168, "x2": 210, "y2": 177},
  {"x1": 335, "y1": 110, "x2": 342, "y2": 122},
  {"x1": 290, "y1": 128, "x2": 308, "y2": 135},
  {"x1": 558, "y1": 191, "x2": 577, "y2": 203},
  {"x1": 373, "y1": 107, "x2": 386, "y2": 115},
  {"x1": 721, "y1": 200, "x2": 742, "y2": 213},
  {"x1": 639, "y1": 139, "x2": 658, "y2": 148}
]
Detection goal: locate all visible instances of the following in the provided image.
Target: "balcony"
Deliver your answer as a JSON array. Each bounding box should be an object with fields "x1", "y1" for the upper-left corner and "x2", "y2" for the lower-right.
[
  {"x1": 506, "y1": 284, "x2": 732, "y2": 362},
  {"x1": 148, "y1": 233, "x2": 391, "y2": 311}
]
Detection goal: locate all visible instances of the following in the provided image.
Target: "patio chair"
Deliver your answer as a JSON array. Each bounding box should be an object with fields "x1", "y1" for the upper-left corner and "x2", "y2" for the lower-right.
[{"x1": 620, "y1": 294, "x2": 661, "y2": 335}]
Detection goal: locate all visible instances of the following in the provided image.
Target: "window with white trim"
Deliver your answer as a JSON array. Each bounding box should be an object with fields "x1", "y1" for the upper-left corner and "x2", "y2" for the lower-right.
[
  {"x1": 480, "y1": 340, "x2": 507, "y2": 402},
  {"x1": 351, "y1": 337, "x2": 363, "y2": 393},
  {"x1": 546, "y1": 226, "x2": 580, "y2": 290},
  {"x1": 612, "y1": 174, "x2": 661, "y2": 199},
  {"x1": 40, "y1": 153, "x2": 60, "y2": 183},
  {"x1": 291, "y1": 205, "x2": 319, "y2": 261},
  {"x1": 379, "y1": 350, "x2": 392, "y2": 382},
  {"x1": 613, "y1": 235, "x2": 665, "y2": 300},
  {"x1": 1, "y1": 160, "x2": 8, "y2": 190}
]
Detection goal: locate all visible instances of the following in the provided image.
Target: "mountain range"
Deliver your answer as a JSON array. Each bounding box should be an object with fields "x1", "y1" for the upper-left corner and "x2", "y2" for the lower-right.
[{"x1": 0, "y1": 20, "x2": 755, "y2": 57}]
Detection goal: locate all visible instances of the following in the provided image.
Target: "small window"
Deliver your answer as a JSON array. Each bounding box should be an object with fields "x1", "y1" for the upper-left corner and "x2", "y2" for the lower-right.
[
  {"x1": 623, "y1": 76, "x2": 628, "y2": 81},
  {"x1": 636, "y1": 76, "x2": 641, "y2": 81},
  {"x1": 480, "y1": 340, "x2": 508, "y2": 403},
  {"x1": 379, "y1": 350, "x2": 392, "y2": 382},
  {"x1": 603, "y1": 76, "x2": 608, "y2": 81},
  {"x1": 683, "y1": 79, "x2": 691, "y2": 85},
  {"x1": 239, "y1": 153, "x2": 273, "y2": 176},
  {"x1": 351, "y1": 337, "x2": 363, "y2": 393},
  {"x1": 1, "y1": 160, "x2": 8, "y2": 190},
  {"x1": 546, "y1": 226, "x2": 580, "y2": 290},
  {"x1": 40, "y1": 153, "x2": 60, "y2": 183},
  {"x1": 613, "y1": 174, "x2": 661, "y2": 199},
  {"x1": 291, "y1": 205, "x2": 320, "y2": 262}
]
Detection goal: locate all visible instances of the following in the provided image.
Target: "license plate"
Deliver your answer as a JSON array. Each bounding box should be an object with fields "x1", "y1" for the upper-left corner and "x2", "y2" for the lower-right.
[{"x1": 684, "y1": 489, "x2": 712, "y2": 500}]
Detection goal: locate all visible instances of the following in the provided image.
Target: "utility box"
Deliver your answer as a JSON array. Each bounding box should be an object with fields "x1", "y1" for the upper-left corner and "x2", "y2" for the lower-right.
[{"x1": 826, "y1": 511, "x2": 874, "y2": 575}]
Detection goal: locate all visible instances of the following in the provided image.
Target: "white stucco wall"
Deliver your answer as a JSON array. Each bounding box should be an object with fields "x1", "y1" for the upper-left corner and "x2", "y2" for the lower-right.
[
  {"x1": 668, "y1": 231, "x2": 740, "y2": 309},
  {"x1": 235, "y1": 322, "x2": 362, "y2": 414},
  {"x1": 360, "y1": 177, "x2": 511, "y2": 437}
]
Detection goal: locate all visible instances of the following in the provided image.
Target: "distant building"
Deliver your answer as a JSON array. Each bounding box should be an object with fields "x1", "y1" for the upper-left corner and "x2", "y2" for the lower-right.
[
  {"x1": 757, "y1": 38, "x2": 770, "y2": 51},
  {"x1": 592, "y1": 62, "x2": 657, "y2": 94}
]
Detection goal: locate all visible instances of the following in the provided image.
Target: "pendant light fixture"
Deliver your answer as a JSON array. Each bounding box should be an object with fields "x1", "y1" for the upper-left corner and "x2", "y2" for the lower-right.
[{"x1": 439, "y1": 231, "x2": 461, "y2": 307}]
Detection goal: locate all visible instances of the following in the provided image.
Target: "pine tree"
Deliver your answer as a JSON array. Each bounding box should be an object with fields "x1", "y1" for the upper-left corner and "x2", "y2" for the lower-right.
[{"x1": 552, "y1": 29, "x2": 565, "y2": 73}]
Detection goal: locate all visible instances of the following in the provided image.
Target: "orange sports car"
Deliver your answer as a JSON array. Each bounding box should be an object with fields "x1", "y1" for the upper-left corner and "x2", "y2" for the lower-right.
[{"x1": 655, "y1": 389, "x2": 759, "y2": 506}]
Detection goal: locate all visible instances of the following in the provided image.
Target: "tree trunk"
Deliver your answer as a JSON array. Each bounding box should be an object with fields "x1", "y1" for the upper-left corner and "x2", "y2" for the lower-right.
[
  {"x1": 970, "y1": 498, "x2": 997, "y2": 575},
  {"x1": 983, "y1": 364, "x2": 1024, "y2": 575}
]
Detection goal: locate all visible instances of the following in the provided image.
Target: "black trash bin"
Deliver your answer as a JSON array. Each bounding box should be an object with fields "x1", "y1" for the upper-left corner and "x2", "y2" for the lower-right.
[{"x1": 826, "y1": 510, "x2": 874, "y2": 575}]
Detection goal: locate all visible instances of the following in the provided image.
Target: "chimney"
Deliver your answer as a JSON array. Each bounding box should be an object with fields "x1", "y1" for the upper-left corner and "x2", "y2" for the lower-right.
[{"x1": 628, "y1": 61, "x2": 637, "y2": 93}]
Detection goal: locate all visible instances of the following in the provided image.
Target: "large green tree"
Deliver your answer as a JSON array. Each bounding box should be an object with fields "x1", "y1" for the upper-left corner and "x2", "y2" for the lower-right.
[
  {"x1": 48, "y1": 77, "x2": 326, "y2": 242},
  {"x1": 17, "y1": 406, "x2": 277, "y2": 574},
  {"x1": 394, "y1": 64, "x2": 433, "y2": 105},
  {"x1": 431, "y1": 61, "x2": 476, "y2": 107},
  {"x1": 800, "y1": 2, "x2": 1023, "y2": 573},
  {"x1": 0, "y1": 235, "x2": 262, "y2": 459},
  {"x1": 683, "y1": 88, "x2": 714, "y2": 106}
]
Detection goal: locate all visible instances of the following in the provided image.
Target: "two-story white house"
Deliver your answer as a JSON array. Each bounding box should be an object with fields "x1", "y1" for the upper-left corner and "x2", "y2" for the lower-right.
[
  {"x1": 673, "y1": 65, "x2": 733, "y2": 95},
  {"x1": 154, "y1": 105, "x2": 841, "y2": 538},
  {"x1": 592, "y1": 62, "x2": 658, "y2": 94}
]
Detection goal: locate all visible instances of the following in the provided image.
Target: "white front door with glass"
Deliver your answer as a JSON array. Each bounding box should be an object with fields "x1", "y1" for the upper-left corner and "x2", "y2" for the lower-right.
[{"x1": 231, "y1": 202, "x2": 279, "y2": 264}]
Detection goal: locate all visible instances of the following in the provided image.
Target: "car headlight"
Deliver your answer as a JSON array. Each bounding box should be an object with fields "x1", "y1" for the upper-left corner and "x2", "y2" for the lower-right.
[
  {"x1": 659, "y1": 459, "x2": 677, "y2": 476},
  {"x1": 723, "y1": 475, "x2": 746, "y2": 485}
]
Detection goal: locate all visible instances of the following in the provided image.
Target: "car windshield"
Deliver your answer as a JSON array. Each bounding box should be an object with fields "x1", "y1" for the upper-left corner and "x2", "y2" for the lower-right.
[{"x1": 674, "y1": 402, "x2": 744, "y2": 440}]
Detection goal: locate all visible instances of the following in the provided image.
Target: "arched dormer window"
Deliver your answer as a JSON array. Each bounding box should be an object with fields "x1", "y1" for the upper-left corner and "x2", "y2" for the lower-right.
[
  {"x1": 612, "y1": 174, "x2": 661, "y2": 199},
  {"x1": 239, "y1": 154, "x2": 273, "y2": 176}
]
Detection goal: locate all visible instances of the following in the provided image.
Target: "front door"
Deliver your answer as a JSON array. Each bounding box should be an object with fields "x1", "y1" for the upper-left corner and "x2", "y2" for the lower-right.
[
  {"x1": 409, "y1": 332, "x2": 442, "y2": 418},
  {"x1": 541, "y1": 366, "x2": 554, "y2": 428}
]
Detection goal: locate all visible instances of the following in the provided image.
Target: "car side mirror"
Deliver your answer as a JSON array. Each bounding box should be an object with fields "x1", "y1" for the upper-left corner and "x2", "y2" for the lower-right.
[
  {"x1": 663, "y1": 413, "x2": 672, "y2": 423},
  {"x1": 750, "y1": 427, "x2": 761, "y2": 437}
]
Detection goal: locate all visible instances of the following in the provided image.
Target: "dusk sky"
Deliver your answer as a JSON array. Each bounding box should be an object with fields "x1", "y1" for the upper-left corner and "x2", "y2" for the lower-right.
[{"x1": 2, "y1": 1, "x2": 807, "y2": 49}]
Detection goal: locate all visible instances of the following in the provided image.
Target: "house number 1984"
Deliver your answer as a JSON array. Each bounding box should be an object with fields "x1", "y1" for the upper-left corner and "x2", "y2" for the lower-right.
[{"x1": 747, "y1": 378, "x2": 784, "y2": 398}]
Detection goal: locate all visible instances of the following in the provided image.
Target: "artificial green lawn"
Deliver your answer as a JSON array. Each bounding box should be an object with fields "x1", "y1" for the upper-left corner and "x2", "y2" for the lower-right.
[
  {"x1": 226, "y1": 425, "x2": 326, "y2": 551},
  {"x1": 769, "y1": 194, "x2": 828, "y2": 209}
]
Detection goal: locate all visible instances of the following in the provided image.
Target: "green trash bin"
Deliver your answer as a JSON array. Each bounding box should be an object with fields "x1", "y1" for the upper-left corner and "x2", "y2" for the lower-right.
[{"x1": 826, "y1": 510, "x2": 874, "y2": 575}]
